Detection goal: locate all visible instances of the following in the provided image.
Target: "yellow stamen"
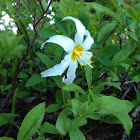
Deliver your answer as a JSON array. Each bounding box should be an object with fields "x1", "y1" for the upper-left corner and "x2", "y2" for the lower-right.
[
  {"x1": 80, "y1": 62, "x2": 84, "y2": 68},
  {"x1": 88, "y1": 60, "x2": 93, "y2": 63},
  {"x1": 86, "y1": 52, "x2": 91, "y2": 55},
  {"x1": 71, "y1": 44, "x2": 93, "y2": 68},
  {"x1": 80, "y1": 57, "x2": 93, "y2": 68},
  {"x1": 71, "y1": 44, "x2": 84, "y2": 61}
]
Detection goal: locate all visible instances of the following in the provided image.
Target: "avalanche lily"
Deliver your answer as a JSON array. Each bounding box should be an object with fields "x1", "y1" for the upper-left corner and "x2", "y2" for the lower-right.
[{"x1": 41, "y1": 16, "x2": 94, "y2": 85}]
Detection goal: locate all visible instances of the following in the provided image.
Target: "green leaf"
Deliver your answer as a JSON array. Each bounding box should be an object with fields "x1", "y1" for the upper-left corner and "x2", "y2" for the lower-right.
[
  {"x1": 38, "y1": 29, "x2": 59, "y2": 38},
  {"x1": 0, "y1": 113, "x2": 19, "y2": 127},
  {"x1": 0, "y1": 137, "x2": 14, "y2": 140},
  {"x1": 127, "y1": 31, "x2": 138, "y2": 41},
  {"x1": 97, "y1": 56, "x2": 110, "y2": 66},
  {"x1": 86, "y1": 113, "x2": 101, "y2": 120},
  {"x1": 128, "y1": 66, "x2": 140, "y2": 78},
  {"x1": 64, "y1": 118, "x2": 71, "y2": 132},
  {"x1": 63, "y1": 84, "x2": 87, "y2": 96},
  {"x1": 85, "y1": 65, "x2": 92, "y2": 89},
  {"x1": 98, "y1": 22, "x2": 117, "y2": 41},
  {"x1": 71, "y1": 99, "x2": 82, "y2": 116},
  {"x1": 92, "y1": 82, "x2": 121, "y2": 92},
  {"x1": 69, "y1": 128, "x2": 85, "y2": 140},
  {"x1": 25, "y1": 74, "x2": 45, "y2": 87},
  {"x1": 130, "y1": 21, "x2": 139, "y2": 30},
  {"x1": 4, "y1": 84, "x2": 12, "y2": 91},
  {"x1": 100, "y1": 44, "x2": 120, "y2": 57},
  {"x1": 36, "y1": 52, "x2": 53, "y2": 68},
  {"x1": 17, "y1": 102, "x2": 45, "y2": 140},
  {"x1": 41, "y1": 0, "x2": 47, "y2": 10},
  {"x1": 114, "y1": 111, "x2": 133, "y2": 135},
  {"x1": 17, "y1": 91, "x2": 30, "y2": 98},
  {"x1": 56, "y1": 109, "x2": 68, "y2": 135},
  {"x1": 10, "y1": 36, "x2": 23, "y2": 50},
  {"x1": 36, "y1": 135, "x2": 45, "y2": 140},
  {"x1": 94, "y1": 96, "x2": 133, "y2": 114},
  {"x1": 102, "y1": 116, "x2": 121, "y2": 124},
  {"x1": 111, "y1": 46, "x2": 134, "y2": 66},
  {"x1": 60, "y1": 0, "x2": 68, "y2": 15},
  {"x1": 126, "y1": 6, "x2": 138, "y2": 20},
  {"x1": 54, "y1": 16, "x2": 68, "y2": 35},
  {"x1": 73, "y1": 117, "x2": 87, "y2": 128},
  {"x1": 18, "y1": 72, "x2": 28, "y2": 78},
  {"x1": 88, "y1": 2, "x2": 118, "y2": 20},
  {"x1": 46, "y1": 104, "x2": 60, "y2": 113},
  {"x1": 40, "y1": 122, "x2": 60, "y2": 134}
]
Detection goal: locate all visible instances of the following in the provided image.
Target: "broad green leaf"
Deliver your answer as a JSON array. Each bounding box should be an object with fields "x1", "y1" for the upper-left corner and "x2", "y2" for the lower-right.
[
  {"x1": 40, "y1": 122, "x2": 60, "y2": 134},
  {"x1": 64, "y1": 118, "x2": 71, "y2": 132},
  {"x1": 86, "y1": 113, "x2": 101, "y2": 120},
  {"x1": 60, "y1": 0, "x2": 68, "y2": 15},
  {"x1": 127, "y1": 31, "x2": 138, "y2": 41},
  {"x1": 63, "y1": 84, "x2": 87, "y2": 96},
  {"x1": 126, "y1": 6, "x2": 138, "y2": 20},
  {"x1": 69, "y1": 128, "x2": 85, "y2": 140},
  {"x1": 41, "y1": 0, "x2": 47, "y2": 10},
  {"x1": 100, "y1": 44, "x2": 120, "y2": 57},
  {"x1": 92, "y1": 82, "x2": 121, "y2": 92},
  {"x1": 17, "y1": 91, "x2": 30, "y2": 98},
  {"x1": 56, "y1": 109, "x2": 68, "y2": 135},
  {"x1": 4, "y1": 84, "x2": 12, "y2": 91},
  {"x1": 54, "y1": 16, "x2": 68, "y2": 35},
  {"x1": 0, "y1": 137, "x2": 14, "y2": 140},
  {"x1": 38, "y1": 29, "x2": 59, "y2": 38},
  {"x1": 111, "y1": 46, "x2": 134, "y2": 66},
  {"x1": 94, "y1": 96, "x2": 133, "y2": 114},
  {"x1": 36, "y1": 135, "x2": 45, "y2": 140},
  {"x1": 17, "y1": 102, "x2": 45, "y2": 140},
  {"x1": 97, "y1": 56, "x2": 110, "y2": 66},
  {"x1": 36, "y1": 52, "x2": 53, "y2": 68},
  {"x1": 128, "y1": 66, "x2": 140, "y2": 78},
  {"x1": 71, "y1": 99, "x2": 82, "y2": 116},
  {"x1": 1, "y1": 31, "x2": 15, "y2": 49},
  {"x1": 114, "y1": 111, "x2": 133, "y2": 135},
  {"x1": 25, "y1": 74, "x2": 45, "y2": 87},
  {"x1": 46, "y1": 104, "x2": 60, "y2": 113},
  {"x1": 10, "y1": 36, "x2": 23, "y2": 50},
  {"x1": 0, "y1": 113, "x2": 19, "y2": 127},
  {"x1": 73, "y1": 117, "x2": 87, "y2": 128},
  {"x1": 98, "y1": 22, "x2": 117, "y2": 41},
  {"x1": 18, "y1": 72, "x2": 28, "y2": 78},
  {"x1": 136, "y1": 55, "x2": 140, "y2": 61},
  {"x1": 130, "y1": 21, "x2": 139, "y2": 30},
  {"x1": 88, "y1": 2, "x2": 118, "y2": 20},
  {"x1": 55, "y1": 91, "x2": 62, "y2": 105},
  {"x1": 6, "y1": 1, "x2": 15, "y2": 16},
  {"x1": 85, "y1": 65, "x2": 92, "y2": 89},
  {"x1": 102, "y1": 116, "x2": 121, "y2": 124}
]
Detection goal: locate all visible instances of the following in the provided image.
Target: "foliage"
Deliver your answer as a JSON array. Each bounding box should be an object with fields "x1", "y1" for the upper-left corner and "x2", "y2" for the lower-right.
[{"x1": 0, "y1": 0, "x2": 139, "y2": 139}]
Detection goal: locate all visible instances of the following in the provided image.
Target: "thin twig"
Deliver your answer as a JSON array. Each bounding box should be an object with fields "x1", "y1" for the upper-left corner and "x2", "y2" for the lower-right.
[
  {"x1": 110, "y1": 67, "x2": 122, "y2": 80},
  {"x1": 34, "y1": 0, "x2": 53, "y2": 27}
]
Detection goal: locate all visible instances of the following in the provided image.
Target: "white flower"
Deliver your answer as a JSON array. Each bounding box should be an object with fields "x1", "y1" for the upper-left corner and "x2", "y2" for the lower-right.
[{"x1": 41, "y1": 16, "x2": 94, "y2": 85}]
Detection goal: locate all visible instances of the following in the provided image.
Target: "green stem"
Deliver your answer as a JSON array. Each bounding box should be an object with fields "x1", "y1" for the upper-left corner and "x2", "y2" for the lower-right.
[
  {"x1": 8, "y1": 88, "x2": 18, "y2": 134},
  {"x1": 60, "y1": 76, "x2": 66, "y2": 109}
]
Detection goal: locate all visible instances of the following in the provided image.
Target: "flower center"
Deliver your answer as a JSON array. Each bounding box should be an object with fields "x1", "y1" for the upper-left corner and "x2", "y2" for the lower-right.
[
  {"x1": 71, "y1": 44, "x2": 84, "y2": 61},
  {"x1": 71, "y1": 44, "x2": 93, "y2": 68}
]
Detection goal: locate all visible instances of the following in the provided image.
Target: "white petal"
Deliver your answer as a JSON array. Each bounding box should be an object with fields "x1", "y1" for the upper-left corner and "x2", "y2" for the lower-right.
[
  {"x1": 82, "y1": 30, "x2": 94, "y2": 51},
  {"x1": 62, "y1": 16, "x2": 86, "y2": 44},
  {"x1": 79, "y1": 51, "x2": 93, "y2": 65},
  {"x1": 41, "y1": 54, "x2": 71, "y2": 77},
  {"x1": 41, "y1": 35, "x2": 75, "y2": 53},
  {"x1": 63, "y1": 60, "x2": 78, "y2": 85}
]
